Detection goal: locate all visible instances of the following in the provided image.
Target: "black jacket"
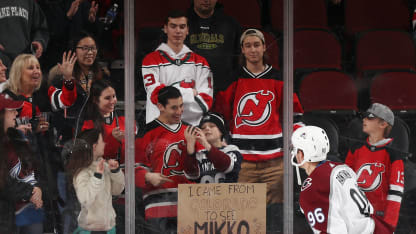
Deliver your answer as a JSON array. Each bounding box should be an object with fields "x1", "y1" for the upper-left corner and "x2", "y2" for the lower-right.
[
  {"x1": 0, "y1": 177, "x2": 33, "y2": 234},
  {"x1": 186, "y1": 3, "x2": 242, "y2": 93}
]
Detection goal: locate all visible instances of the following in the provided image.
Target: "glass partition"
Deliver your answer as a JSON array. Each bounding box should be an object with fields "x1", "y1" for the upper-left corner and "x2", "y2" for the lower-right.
[{"x1": 31, "y1": 0, "x2": 416, "y2": 233}]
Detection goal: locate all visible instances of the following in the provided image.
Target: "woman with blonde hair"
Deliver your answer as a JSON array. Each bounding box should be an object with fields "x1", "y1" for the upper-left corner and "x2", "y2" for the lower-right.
[
  {"x1": 0, "y1": 54, "x2": 56, "y2": 232},
  {"x1": 0, "y1": 53, "x2": 49, "y2": 134}
]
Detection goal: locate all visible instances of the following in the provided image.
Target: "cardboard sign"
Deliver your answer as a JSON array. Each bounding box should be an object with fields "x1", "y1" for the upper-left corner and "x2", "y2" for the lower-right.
[{"x1": 178, "y1": 183, "x2": 266, "y2": 234}]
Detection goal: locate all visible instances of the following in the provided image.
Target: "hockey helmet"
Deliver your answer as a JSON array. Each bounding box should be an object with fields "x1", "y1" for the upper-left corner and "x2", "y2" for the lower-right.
[{"x1": 291, "y1": 125, "x2": 330, "y2": 167}]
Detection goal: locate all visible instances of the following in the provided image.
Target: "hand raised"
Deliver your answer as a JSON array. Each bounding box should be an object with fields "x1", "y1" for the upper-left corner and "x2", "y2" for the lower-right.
[
  {"x1": 31, "y1": 41, "x2": 43, "y2": 58},
  {"x1": 67, "y1": 0, "x2": 81, "y2": 19},
  {"x1": 88, "y1": 1, "x2": 98, "y2": 22},
  {"x1": 58, "y1": 51, "x2": 77, "y2": 80}
]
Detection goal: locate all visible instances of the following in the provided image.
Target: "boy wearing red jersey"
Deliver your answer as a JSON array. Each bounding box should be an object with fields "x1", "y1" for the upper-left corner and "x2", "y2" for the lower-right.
[{"x1": 345, "y1": 103, "x2": 404, "y2": 230}]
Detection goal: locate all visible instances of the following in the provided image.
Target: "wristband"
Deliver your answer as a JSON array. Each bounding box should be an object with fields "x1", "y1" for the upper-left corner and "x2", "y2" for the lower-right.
[
  {"x1": 94, "y1": 172, "x2": 103, "y2": 179},
  {"x1": 64, "y1": 78, "x2": 74, "y2": 90},
  {"x1": 111, "y1": 167, "x2": 120, "y2": 173}
]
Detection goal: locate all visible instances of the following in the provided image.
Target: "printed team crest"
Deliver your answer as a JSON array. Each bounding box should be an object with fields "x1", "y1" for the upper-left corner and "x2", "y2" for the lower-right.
[
  {"x1": 301, "y1": 178, "x2": 313, "y2": 191},
  {"x1": 235, "y1": 90, "x2": 275, "y2": 128},
  {"x1": 162, "y1": 141, "x2": 185, "y2": 176},
  {"x1": 356, "y1": 163, "x2": 386, "y2": 192}
]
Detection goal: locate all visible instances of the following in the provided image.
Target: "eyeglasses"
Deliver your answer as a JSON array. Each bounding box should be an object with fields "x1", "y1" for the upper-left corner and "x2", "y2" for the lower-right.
[
  {"x1": 76, "y1": 46, "x2": 97, "y2": 52},
  {"x1": 362, "y1": 112, "x2": 377, "y2": 120}
]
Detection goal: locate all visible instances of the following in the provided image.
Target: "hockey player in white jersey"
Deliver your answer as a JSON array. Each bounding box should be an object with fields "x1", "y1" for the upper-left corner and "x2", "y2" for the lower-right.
[{"x1": 291, "y1": 126, "x2": 393, "y2": 234}]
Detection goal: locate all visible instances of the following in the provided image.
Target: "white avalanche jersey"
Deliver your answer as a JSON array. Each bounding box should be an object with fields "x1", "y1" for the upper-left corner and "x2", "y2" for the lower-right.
[
  {"x1": 299, "y1": 161, "x2": 375, "y2": 234},
  {"x1": 141, "y1": 43, "x2": 213, "y2": 126}
]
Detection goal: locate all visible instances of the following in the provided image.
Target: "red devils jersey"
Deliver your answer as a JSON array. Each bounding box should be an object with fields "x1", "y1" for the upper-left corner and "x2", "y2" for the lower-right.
[
  {"x1": 214, "y1": 66, "x2": 303, "y2": 161},
  {"x1": 82, "y1": 113, "x2": 132, "y2": 163},
  {"x1": 345, "y1": 138, "x2": 404, "y2": 228},
  {"x1": 135, "y1": 120, "x2": 193, "y2": 219},
  {"x1": 299, "y1": 161, "x2": 376, "y2": 234}
]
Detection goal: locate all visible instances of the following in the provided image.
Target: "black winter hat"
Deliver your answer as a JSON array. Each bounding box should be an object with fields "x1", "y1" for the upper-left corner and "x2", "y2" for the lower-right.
[{"x1": 199, "y1": 112, "x2": 228, "y2": 139}]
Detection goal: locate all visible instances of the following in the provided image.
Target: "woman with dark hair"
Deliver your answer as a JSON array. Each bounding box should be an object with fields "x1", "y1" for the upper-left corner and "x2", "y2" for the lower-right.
[
  {"x1": 0, "y1": 94, "x2": 43, "y2": 234},
  {"x1": 81, "y1": 79, "x2": 135, "y2": 164},
  {"x1": 66, "y1": 128, "x2": 124, "y2": 234},
  {"x1": 48, "y1": 31, "x2": 108, "y2": 143},
  {"x1": 80, "y1": 79, "x2": 134, "y2": 234}
]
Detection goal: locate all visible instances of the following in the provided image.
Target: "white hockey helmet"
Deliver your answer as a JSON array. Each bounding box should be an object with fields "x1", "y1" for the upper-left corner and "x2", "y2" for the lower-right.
[{"x1": 291, "y1": 125, "x2": 330, "y2": 167}]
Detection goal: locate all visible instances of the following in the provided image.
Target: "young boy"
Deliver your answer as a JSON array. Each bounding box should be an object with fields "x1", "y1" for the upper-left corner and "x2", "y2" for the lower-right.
[
  {"x1": 183, "y1": 112, "x2": 242, "y2": 183},
  {"x1": 291, "y1": 125, "x2": 393, "y2": 233},
  {"x1": 345, "y1": 103, "x2": 404, "y2": 230}
]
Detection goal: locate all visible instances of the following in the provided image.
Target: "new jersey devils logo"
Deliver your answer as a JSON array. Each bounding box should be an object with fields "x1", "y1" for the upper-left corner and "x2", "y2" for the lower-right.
[
  {"x1": 235, "y1": 90, "x2": 275, "y2": 128},
  {"x1": 356, "y1": 163, "x2": 386, "y2": 192},
  {"x1": 162, "y1": 141, "x2": 184, "y2": 176}
]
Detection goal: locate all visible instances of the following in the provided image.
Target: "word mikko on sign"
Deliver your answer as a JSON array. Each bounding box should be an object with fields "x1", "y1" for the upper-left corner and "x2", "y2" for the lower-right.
[{"x1": 178, "y1": 183, "x2": 266, "y2": 234}]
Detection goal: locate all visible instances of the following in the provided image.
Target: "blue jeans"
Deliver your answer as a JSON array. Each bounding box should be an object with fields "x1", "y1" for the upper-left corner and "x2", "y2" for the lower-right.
[{"x1": 16, "y1": 222, "x2": 43, "y2": 234}]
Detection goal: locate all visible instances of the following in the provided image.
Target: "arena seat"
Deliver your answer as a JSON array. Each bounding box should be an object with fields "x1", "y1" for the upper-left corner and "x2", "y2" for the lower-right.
[
  {"x1": 135, "y1": 0, "x2": 189, "y2": 28},
  {"x1": 298, "y1": 71, "x2": 358, "y2": 114},
  {"x1": 370, "y1": 72, "x2": 416, "y2": 113},
  {"x1": 262, "y1": 30, "x2": 280, "y2": 70},
  {"x1": 356, "y1": 30, "x2": 416, "y2": 75},
  {"x1": 294, "y1": 29, "x2": 342, "y2": 71},
  {"x1": 219, "y1": 0, "x2": 262, "y2": 28},
  {"x1": 270, "y1": 0, "x2": 328, "y2": 33},
  {"x1": 345, "y1": 0, "x2": 409, "y2": 37}
]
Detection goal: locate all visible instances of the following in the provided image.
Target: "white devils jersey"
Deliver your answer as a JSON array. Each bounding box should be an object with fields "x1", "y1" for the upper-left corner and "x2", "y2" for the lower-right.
[
  {"x1": 141, "y1": 43, "x2": 213, "y2": 126},
  {"x1": 299, "y1": 161, "x2": 375, "y2": 234}
]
